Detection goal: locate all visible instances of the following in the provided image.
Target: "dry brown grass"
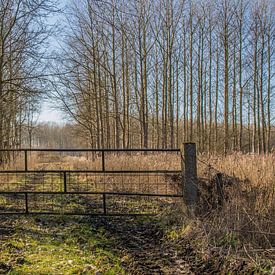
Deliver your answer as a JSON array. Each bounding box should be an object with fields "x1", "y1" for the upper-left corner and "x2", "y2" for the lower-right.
[
  {"x1": 197, "y1": 153, "x2": 275, "y2": 248},
  {"x1": 2, "y1": 152, "x2": 274, "y2": 239},
  {"x1": 59, "y1": 151, "x2": 274, "y2": 251},
  {"x1": 39, "y1": 151, "x2": 181, "y2": 171},
  {"x1": 162, "y1": 153, "x2": 275, "y2": 273},
  {"x1": 1, "y1": 151, "x2": 181, "y2": 170}
]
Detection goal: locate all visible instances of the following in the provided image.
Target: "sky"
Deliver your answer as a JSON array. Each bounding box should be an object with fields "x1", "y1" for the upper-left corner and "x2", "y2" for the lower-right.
[
  {"x1": 38, "y1": 0, "x2": 68, "y2": 124},
  {"x1": 39, "y1": 102, "x2": 64, "y2": 123}
]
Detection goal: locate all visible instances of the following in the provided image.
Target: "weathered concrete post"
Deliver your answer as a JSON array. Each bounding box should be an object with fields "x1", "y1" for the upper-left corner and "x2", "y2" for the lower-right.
[{"x1": 182, "y1": 143, "x2": 198, "y2": 213}]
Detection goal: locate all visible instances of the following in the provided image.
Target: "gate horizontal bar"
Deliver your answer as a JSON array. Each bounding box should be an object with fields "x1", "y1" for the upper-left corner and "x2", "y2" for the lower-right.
[
  {"x1": 0, "y1": 191, "x2": 183, "y2": 197},
  {"x1": 0, "y1": 212, "x2": 157, "y2": 216},
  {"x1": 0, "y1": 170, "x2": 181, "y2": 174},
  {"x1": 0, "y1": 148, "x2": 180, "y2": 152}
]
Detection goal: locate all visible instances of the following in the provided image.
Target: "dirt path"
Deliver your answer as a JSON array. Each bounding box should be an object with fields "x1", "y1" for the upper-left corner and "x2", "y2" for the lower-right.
[{"x1": 90, "y1": 217, "x2": 192, "y2": 274}]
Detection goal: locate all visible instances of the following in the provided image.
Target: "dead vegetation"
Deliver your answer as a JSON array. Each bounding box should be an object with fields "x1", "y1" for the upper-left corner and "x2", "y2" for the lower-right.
[
  {"x1": 0, "y1": 152, "x2": 274, "y2": 273},
  {"x1": 159, "y1": 153, "x2": 275, "y2": 273},
  {"x1": 198, "y1": 153, "x2": 274, "y2": 246}
]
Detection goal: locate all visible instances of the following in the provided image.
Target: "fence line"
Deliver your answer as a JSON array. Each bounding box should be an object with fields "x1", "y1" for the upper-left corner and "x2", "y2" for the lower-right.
[{"x1": 0, "y1": 147, "x2": 187, "y2": 216}]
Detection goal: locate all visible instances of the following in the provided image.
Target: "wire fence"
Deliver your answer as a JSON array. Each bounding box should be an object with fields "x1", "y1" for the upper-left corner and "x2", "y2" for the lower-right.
[{"x1": 0, "y1": 149, "x2": 183, "y2": 215}]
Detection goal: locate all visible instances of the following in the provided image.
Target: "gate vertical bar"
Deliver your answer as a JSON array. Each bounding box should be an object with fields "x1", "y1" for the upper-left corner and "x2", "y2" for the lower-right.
[
  {"x1": 103, "y1": 194, "x2": 107, "y2": 214},
  {"x1": 63, "y1": 171, "x2": 67, "y2": 192},
  {"x1": 102, "y1": 150, "x2": 105, "y2": 171},
  {"x1": 24, "y1": 150, "x2": 28, "y2": 171},
  {"x1": 25, "y1": 192, "x2": 29, "y2": 214},
  {"x1": 183, "y1": 143, "x2": 198, "y2": 213}
]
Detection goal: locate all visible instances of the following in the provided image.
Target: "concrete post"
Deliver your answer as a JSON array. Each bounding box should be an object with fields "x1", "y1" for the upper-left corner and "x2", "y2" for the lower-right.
[{"x1": 182, "y1": 143, "x2": 198, "y2": 211}]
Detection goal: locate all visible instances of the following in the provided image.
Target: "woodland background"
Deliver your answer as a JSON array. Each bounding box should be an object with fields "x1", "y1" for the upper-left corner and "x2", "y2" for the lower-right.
[{"x1": 0, "y1": 0, "x2": 274, "y2": 154}]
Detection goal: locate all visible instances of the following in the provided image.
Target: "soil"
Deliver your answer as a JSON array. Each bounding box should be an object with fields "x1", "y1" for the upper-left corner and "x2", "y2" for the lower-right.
[{"x1": 89, "y1": 217, "x2": 192, "y2": 274}]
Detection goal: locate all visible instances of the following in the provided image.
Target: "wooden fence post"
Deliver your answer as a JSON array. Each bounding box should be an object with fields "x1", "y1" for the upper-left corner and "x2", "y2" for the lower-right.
[{"x1": 182, "y1": 143, "x2": 198, "y2": 212}]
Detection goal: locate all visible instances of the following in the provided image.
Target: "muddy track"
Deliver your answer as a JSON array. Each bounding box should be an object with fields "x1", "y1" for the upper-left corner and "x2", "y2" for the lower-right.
[{"x1": 90, "y1": 218, "x2": 192, "y2": 274}]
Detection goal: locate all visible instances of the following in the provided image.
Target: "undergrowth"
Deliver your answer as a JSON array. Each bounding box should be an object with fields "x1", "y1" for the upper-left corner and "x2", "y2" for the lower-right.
[{"x1": 159, "y1": 153, "x2": 275, "y2": 274}]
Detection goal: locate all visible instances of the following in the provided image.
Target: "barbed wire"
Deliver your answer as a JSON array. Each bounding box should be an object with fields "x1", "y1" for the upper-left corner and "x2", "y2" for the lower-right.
[
  {"x1": 181, "y1": 152, "x2": 226, "y2": 176},
  {"x1": 197, "y1": 157, "x2": 224, "y2": 175}
]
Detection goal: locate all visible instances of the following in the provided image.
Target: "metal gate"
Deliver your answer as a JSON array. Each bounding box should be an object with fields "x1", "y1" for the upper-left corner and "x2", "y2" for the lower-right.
[{"x1": 0, "y1": 149, "x2": 183, "y2": 216}]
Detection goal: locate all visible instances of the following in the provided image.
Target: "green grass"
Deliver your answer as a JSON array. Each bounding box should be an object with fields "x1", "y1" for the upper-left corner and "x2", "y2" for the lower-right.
[{"x1": 0, "y1": 216, "x2": 125, "y2": 274}]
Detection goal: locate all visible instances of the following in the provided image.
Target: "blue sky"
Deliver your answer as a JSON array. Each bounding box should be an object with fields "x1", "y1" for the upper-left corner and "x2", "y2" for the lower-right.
[
  {"x1": 39, "y1": 102, "x2": 64, "y2": 123},
  {"x1": 38, "y1": 0, "x2": 67, "y2": 124}
]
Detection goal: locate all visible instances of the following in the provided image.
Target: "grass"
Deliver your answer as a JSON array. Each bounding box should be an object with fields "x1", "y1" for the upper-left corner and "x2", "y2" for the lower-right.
[
  {"x1": 1, "y1": 151, "x2": 181, "y2": 171},
  {"x1": 158, "y1": 152, "x2": 275, "y2": 274},
  {"x1": 198, "y1": 153, "x2": 275, "y2": 247},
  {"x1": 0, "y1": 216, "x2": 125, "y2": 274},
  {"x1": 0, "y1": 151, "x2": 274, "y2": 273}
]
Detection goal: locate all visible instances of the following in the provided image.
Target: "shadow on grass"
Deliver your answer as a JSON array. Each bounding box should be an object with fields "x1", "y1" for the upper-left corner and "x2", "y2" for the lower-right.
[{"x1": 0, "y1": 212, "x2": 186, "y2": 274}]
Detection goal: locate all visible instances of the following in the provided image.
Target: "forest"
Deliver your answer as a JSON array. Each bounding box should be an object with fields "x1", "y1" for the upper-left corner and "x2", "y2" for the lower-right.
[
  {"x1": 0, "y1": 0, "x2": 274, "y2": 154},
  {"x1": 0, "y1": 1, "x2": 274, "y2": 274}
]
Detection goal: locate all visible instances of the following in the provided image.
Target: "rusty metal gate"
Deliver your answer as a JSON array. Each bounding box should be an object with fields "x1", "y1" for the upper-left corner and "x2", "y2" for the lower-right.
[{"x1": 0, "y1": 149, "x2": 183, "y2": 216}]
